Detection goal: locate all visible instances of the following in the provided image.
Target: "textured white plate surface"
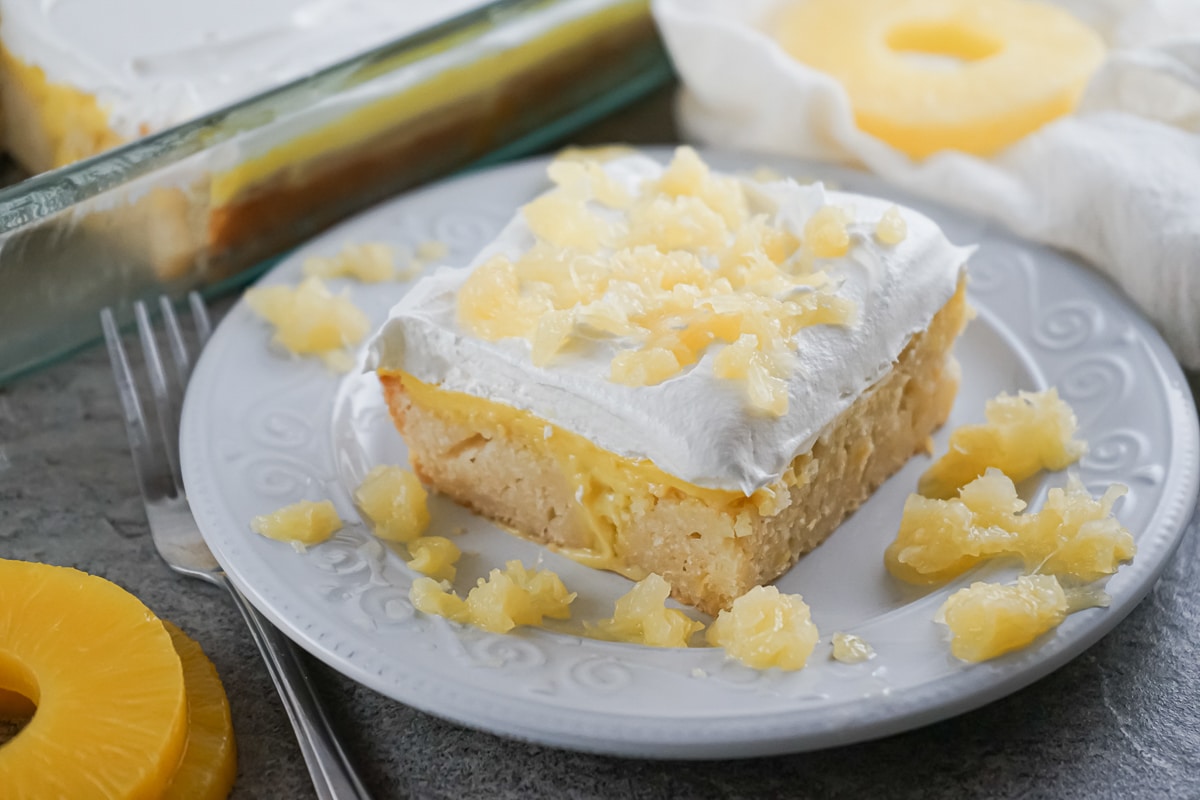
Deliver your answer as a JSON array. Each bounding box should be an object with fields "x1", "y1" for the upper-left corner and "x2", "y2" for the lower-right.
[{"x1": 181, "y1": 150, "x2": 1200, "y2": 759}]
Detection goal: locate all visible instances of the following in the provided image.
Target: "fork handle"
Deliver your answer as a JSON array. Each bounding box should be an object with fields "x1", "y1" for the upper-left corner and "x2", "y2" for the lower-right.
[{"x1": 221, "y1": 575, "x2": 374, "y2": 800}]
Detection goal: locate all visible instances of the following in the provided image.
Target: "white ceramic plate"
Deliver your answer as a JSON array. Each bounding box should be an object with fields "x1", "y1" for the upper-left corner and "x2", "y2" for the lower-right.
[{"x1": 181, "y1": 150, "x2": 1200, "y2": 759}]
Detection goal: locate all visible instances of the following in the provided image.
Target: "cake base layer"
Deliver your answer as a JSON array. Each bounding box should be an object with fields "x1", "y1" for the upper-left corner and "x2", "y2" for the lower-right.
[{"x1": 381, "y1": 279, "x2": 968, "y2": 615}]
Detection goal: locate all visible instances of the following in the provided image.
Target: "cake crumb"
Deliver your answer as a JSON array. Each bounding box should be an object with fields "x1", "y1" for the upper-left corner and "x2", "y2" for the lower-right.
[{"x1": 690, "y1": 667, "x2": 708, "y2": 679}]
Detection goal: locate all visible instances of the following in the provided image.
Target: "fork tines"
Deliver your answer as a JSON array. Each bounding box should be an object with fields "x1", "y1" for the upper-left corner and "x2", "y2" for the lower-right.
[{"x1": 100, "y1": 292, "x2": 212, "y2": 501}]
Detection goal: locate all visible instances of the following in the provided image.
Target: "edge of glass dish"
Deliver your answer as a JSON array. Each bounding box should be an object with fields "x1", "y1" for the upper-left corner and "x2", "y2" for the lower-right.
[
  {"x1": 0, "y1": 57, "x2": 673, "y2": 386},
  {"x1": 0, "y1": 0, "x2": 565, "y2": 230}
]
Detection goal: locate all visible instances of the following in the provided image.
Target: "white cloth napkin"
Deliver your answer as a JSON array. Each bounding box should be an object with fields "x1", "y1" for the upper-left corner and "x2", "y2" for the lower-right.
[{"x1": 653, "y1": 0, "x2": 1200, "y2": 369}]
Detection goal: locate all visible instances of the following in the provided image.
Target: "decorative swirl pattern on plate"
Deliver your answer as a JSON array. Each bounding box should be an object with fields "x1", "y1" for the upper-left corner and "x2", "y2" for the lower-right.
[
  {"x1": 1082, "y1": 431, "x2": 1147, "y2": 474},
  {"x1": 1033, "y1": 301, "x2": 1100, "y2": 350},
  {"x1": 358, "y1": 585, "x2": 416, "y2": 626},
  {"x1": 246, "y1": 455, "x2": 333, "y2": 497},
  {"x1": 566, "y1": 657, "x2": 634, "y2": 694},
  {"x1": 1059, "y1": 356, "x2": 1130, "y2": 406},
  {"x1": 465, "y1": 635, "x2": 547, "y2": 670},
  {"x1": 251, "y1": 409, "x2": 314, "y2": 450},
  {"x1": 306, "y1": 529, "x2": 383, "y2": 579}
]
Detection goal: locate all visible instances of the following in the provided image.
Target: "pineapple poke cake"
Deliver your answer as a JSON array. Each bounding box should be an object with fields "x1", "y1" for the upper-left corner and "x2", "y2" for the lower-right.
[{"x1": 367, "y1": 147, "x2": 972, "y2": 615}]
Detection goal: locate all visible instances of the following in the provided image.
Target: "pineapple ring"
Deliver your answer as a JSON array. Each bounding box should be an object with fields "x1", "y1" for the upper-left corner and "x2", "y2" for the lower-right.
[
  {"x1": 776, "y1": 0, "x2": 1105, "y2": 158},
  {"x1": 0, "y1": 559, "x2": 189, "y2": 799},
  {"x1": 163, "y1": 622, "x2": 238, "y2": 800}
]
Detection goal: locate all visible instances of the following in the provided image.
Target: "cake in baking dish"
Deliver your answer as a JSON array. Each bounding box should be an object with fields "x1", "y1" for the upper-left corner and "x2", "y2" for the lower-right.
[
  {"x1": 0, "y1": 0, "x2": 487, "y2": 173},
  {"x1": 367, "y1": 147, "x2": 971, "y2": 615}
]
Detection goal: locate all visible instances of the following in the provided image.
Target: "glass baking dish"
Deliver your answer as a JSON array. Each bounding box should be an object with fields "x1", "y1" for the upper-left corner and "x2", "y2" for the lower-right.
[{"x1": 0, "y1": 0, "x2": 669, "y2": 385}]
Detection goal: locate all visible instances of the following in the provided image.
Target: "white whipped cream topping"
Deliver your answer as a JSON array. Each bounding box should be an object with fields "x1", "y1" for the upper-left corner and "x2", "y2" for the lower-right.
[
  {"x1": 0, "y1": 0, "x2": 487, "y2": 138},
  {"x1": 368, "y1": 154, "x2": 971, "y2": 495}
]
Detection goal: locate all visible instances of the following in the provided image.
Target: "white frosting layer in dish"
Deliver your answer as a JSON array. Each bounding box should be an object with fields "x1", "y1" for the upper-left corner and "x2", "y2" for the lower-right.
[
  {"x1": 368, "y1": 154, "x2": 971, "y2": 495},
  {"x1": 0, "y1": 0, "x2": 488, "y2": 138}
]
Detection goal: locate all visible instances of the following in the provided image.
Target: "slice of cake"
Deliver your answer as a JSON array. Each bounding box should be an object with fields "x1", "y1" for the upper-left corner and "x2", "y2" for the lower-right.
[{"x1": 367, "y1": 147, "x2": 971, "y2": 615}]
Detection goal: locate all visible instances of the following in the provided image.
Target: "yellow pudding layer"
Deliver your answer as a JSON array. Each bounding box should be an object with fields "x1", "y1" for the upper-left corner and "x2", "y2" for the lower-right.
[
  {"x1": 0, "y1": 44, "x2": 125, "y2": 173},
  {"x1": 776, "y1": 0, "x2": 1105, "y2": 158},
  {"x1": 392, "y1": 370, "x2": 792, "y2": 576}
]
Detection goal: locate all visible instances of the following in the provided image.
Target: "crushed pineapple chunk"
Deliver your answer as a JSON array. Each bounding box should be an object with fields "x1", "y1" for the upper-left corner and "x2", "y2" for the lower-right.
[
  {"x1": 804, "y1": 205, "x2": 851, "y2": 258},
  {"x1": 410, "y1": 578, "x2": 469, "y2": 620},
  {"x1": 409, "y1": 561, "x2": 576, "y2": 634},
  {"x1": 250, "y1": 500, "x2": 341, "y2": 546},
  {"x1": 920, "y1": 388, "x2": 1087, "y2": 500},
  {"x1": 353, "y1": 465, "x2": 430, "y2": 543},
  {"x1": 244, "y1": 276, "x2": 369, "y2": 366},
  {"x1": 406, "y1": 536, "x2": 461, "y2": 582},
  {"x1": 706, "y1": 585, "x2": 819, "y2": 671},
  {"x1": 938, "y1": 574, "x2": 1068, "y2": 662},
  {"x1": 302, "y1": 242, "x2": 395, "y2": 282},
  {"x1": 589, "y1": 574, "x2": 704, "y2": 647},
  {"x1": 887, "y1": 469, "x2": 1134, "y2": 585},
  {"x1": 455, "y1": 146, "x2": 859, "y2": 415},
  {"x1": 874, "y1": 206, "x2": 908, "y2": 245},
  {"x1": 831, "y1": 632, "x2": 875, "y2": 663}
]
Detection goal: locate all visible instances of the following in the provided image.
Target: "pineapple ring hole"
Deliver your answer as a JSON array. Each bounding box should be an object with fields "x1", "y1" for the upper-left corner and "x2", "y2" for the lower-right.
[
  {"x1": 0, "y1": 654, "x2": 39, "y2": 745},
  {"x1": 885, "y1": 21, "x2": 1003, "y2": 68}
]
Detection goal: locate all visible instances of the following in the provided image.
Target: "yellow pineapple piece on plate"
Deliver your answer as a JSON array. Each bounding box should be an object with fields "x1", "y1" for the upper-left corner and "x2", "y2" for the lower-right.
[
  {"x1": 706, "y1": 585, "x2": 819, "y2": 671},
  {"x1": 162, "y1": 622, "x2": 237, "y2": 800},
  {"x1": 406, "y1": 537, "x2": 462, "y2": 582},
  {"x1": 887, "y1": 470, "x2": 1135, "y2": 584},
  {"x1": 354, "y1": 465, "x2": 430, "y2": 543},
  {"x1": 0, "y1": 559, "x2": 187, "y2": 799},
  {"x1": 919, "y1": 388, "x2": 1086, "y2": 499},
  {"x1": 776, "y1": 0, "x2": 1105, "y2": 158},
  {"x1": 590, "y1": 574, "x2": 704, "y2": 648},
  {"x1": 938, "y1": 574, "x2": 1068, "y2": 662},
  {"x1": 244, "y1": 276, "x2": 369, "y2": 360},
  {"x1": 251, "y1": 499, "x2": 342, "y2": 547}
]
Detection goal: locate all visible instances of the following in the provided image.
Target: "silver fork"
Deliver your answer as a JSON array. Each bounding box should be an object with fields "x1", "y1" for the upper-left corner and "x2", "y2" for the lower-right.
[{"x1": 101, "y1": 293, "x2": 372, "y2": 800}]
